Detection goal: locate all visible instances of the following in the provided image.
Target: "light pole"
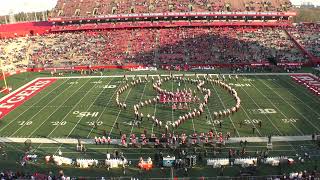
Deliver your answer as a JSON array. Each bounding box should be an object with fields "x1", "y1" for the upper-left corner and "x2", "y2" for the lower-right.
[{"x1": 0, "y1": 57, "x2": 8, "y2": 91}]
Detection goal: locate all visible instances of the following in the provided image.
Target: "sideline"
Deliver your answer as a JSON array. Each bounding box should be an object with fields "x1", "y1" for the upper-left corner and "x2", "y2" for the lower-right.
[
  {"x1": 36, "y1": 73, "x2": 314, "y2": 79},
  {"x1": 0, "y1": 135, "x2": 312, "y2": 145}
]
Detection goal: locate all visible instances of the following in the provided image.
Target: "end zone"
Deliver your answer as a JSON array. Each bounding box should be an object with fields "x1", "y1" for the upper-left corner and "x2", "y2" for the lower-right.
[
  {"x1": 291, "y1": 74, "x2": 320, "y2": 96},
  {"x1": 0, "y1": 78, "x2": 57, "y2": 119}
]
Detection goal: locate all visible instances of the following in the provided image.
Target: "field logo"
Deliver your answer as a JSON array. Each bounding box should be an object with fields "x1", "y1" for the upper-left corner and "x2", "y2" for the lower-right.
[
  {"x1": 291, "y1": 74, "x2": 320, "y2": 96},
  {"x1": 0, "y1": 78, "x2": 56, "y2": 119},
  {"x1": 73, "y1": 111, "x2": 99, "y2": 118}
]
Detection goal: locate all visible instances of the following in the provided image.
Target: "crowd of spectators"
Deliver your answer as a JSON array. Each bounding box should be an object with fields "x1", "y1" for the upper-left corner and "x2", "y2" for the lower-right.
[
  {"x1": 288, "y1": 23, "x2": 320, "y2": 58},
  {"x1": 0, "y1": 168, "x2": 319, "y2": 179},
  {"x1": 0, "y1": 38, "x2": 31, "y2": 71},
  {"x1": 0, "y1": 27, "x2": 309, "y2": 69},
  {"x1": 0, "y1": 170, "x2": 71, "y2": 179},
  {"x1": 51, "y1": 0, "x2": 293, "y2": 17}
]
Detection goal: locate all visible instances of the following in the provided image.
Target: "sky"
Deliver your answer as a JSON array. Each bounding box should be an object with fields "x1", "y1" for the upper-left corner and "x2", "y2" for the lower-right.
[
  {"x1": 0, "y1": 0, "x2": 58, "y2": 16},
  {"x1": 0, "y1": 0, "x2": 319, "y2": 16}
]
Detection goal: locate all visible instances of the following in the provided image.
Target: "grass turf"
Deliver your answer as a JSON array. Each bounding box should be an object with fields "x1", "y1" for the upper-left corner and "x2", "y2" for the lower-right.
[
  {"x1": 0, "y1": 74, "x2": 319, "y2": 139},
  {"x1": 0, "y1": 141, "x2": 319, "y2": 178},
  {"x1": 0, "y1": 72, "x2": 320, "y2": 178}
]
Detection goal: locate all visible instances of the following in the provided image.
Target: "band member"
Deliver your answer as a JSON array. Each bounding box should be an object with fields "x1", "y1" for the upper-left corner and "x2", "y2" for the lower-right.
[{"x1": 258, "y1": 120, "x2": 262, "y2": 128}]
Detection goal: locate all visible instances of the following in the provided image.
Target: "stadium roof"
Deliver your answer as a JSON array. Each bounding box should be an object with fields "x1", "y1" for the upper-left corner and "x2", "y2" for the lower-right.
[{"x1": 0, "y1": 0, "x2": 319, "y2": 16}]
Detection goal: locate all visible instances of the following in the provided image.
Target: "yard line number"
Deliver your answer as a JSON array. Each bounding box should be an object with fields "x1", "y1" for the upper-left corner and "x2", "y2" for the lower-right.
[
  {"x1": 51, "y1": 121, "x2": 67, "y2": 126},
  {"x1": 249, "y1": 109, "x2": 277, "y2": 114},
  {"x1": 229, "y1": 83, "x2": 251, "y2": 87},
  {"x1": 242, "y1": 79, "x2": 255, "y2": 82},
  {"x1": 281, "y1": 118, "x2": 298, "y2": 123},
  {"x1": 123, "y1": 121, "x2": 139, "y2": 126},
  {"x1": 206, "y1": 120, "x2": 223, "y2": 125},
  {"x1": 68, "y1": 81, "x2": 78, "y2": 85},
  {"x1": 87, "y1": 121, "x2": 103, "y2": 126},
  {"x1": 91, "y1": 81, "x2": 102, "y2": 84},
  {"x1": 104, "y1": 85, "x2": 116, "y2": 89},
  {"x1": 244, "y1": 119, "x2": 260, "y2": 124},
  {"x1": 18, "y1": 121, "x2": 33, "y2": 126}
]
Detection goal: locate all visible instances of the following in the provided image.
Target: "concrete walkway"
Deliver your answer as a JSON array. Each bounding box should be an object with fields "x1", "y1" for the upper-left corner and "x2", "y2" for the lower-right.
[{"x1": 0, "y1": 135, "x2": 312, "y2": 145}]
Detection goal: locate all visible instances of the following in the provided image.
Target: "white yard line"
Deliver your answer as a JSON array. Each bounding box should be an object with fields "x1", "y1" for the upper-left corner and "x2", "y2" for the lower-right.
[
  {"x1": 232, "y1": 76, "x2": 302, "y2": 153},
  {"x1": 171, "y1": 78, "x2": 175, "y2": 133},
  {"x1": 10, "y1": 79, "x2": 78, "y2": 137},
  {"x1": 108, "y1": 87, "x2": 133, "y2": 137},
  {"x1": 86, "y1": 79, "x2": 120, "y2": 138},
  {"x1": 27, "y1": 78, "x2": 92, "y2": 137},
  {"x1": 258, "y1": 76, "x2": 320, "y2": 132},
  {"x1": 190, "y1": 106, "x2": 196, "y2": 133},
  {"x1": 209, "y1": 79, "x2": 240, "y2": 137},
  {"x1": 151, "y1": 100, "x2": 158, "y2": 134},
  {"x1": 34, "y1": 78, "x2": 108, "y2": 152},
  {"x1": 64, "y1": 77, "x2": 109, "y2": 138},
  {"x1": 278, "y1": 76, "x2": 320, "y2": 116},
  {"x1": 237, "y1": 99, "x2": 262, "y2": 136},
  {"x1": 0, "y1": 79, "x2": 68, "y2": 133},
  {"x1": 130, "y1": 82, "x2": 147, "y2": 135},
  {"x1": 183, "y1": 80, "x2": 196, "y2": 134},
  {"x1": 204, "y1": 105, "x2": 218, "y2": 134},
  {"x1": 238, "y1": 78, "x2": 283, "y2": 136},
  {"x1": 52, "y1": 78, "x2": 113, "y2": 155},
  {"x1": 231, "y1": 78, "x2": 262, "y2": 136},
  {"x1": 248, "y1": 77, "x2": 304, "y2": 135}
]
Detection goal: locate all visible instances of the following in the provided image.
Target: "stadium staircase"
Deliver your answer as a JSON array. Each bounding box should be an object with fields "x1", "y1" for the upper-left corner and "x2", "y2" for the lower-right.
[{"x1": 284, "y1": 29, "x2": 319, "y2": 65}]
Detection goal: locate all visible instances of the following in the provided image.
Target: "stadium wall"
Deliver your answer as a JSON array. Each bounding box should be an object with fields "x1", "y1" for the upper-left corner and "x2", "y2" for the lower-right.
[
  {"x1": 0, "y1": 21, "x2": 52, "y2": 38},
  {"x1": 50, "y1": 21, "x2": 292, "y2": 32},
  {"x1": 26, "y1": 62, "x2": 305, "y2": 72}
]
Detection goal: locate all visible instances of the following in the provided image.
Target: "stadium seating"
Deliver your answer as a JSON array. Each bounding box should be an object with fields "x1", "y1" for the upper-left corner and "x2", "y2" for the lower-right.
[
  {"x1": 0, "y1": 26, "x2": 309, "y2": 70},
  {"x1": 51, "y1": 0, "x2": 293, "y2": 17},
  {"x1": 288, "y1": 24, "x2": 320, "y2": 58}
]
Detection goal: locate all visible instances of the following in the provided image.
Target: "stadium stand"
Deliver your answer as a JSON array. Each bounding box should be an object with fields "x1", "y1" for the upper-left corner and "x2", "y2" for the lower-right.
[
  {"x1": 0, "y1": 0, "x2": 317, "y2": 71},
  {"x1": 1, "y1": 0, "x2": 320, "y2": 179},
  {"x1": 0, "y1": 27, "x2": 308, "y2": 70},
  {"x1": 288, "y1": 23, "x2": 320, "y2": 58},
  {"x1": 51, "y1": 0, "x2": 293, "y2": 17}
]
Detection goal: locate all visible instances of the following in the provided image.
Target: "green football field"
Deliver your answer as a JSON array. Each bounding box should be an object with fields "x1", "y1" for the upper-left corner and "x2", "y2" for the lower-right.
[
  {"x1": 0, "y1": 72, "x2": 320, "y2": 178},
  {"x1": 0, "y1": 73, "x2": 319, "y2": 140}
]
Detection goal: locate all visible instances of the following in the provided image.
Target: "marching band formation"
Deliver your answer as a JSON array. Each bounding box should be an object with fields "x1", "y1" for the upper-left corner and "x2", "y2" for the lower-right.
[{"x1": 115, "y1": 74, "x2": 241, "y2": 135}]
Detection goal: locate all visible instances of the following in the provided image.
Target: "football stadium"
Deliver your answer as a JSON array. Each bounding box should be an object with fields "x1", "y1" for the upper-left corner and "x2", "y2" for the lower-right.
[{"x1": 0, "y1": 0, "x2": 319, "y2": 179}]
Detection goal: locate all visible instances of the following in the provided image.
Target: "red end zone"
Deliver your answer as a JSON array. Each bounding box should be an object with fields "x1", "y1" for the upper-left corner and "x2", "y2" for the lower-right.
[{"x1": 0, "y1": 78, "x2": 57, "y2": 119}]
